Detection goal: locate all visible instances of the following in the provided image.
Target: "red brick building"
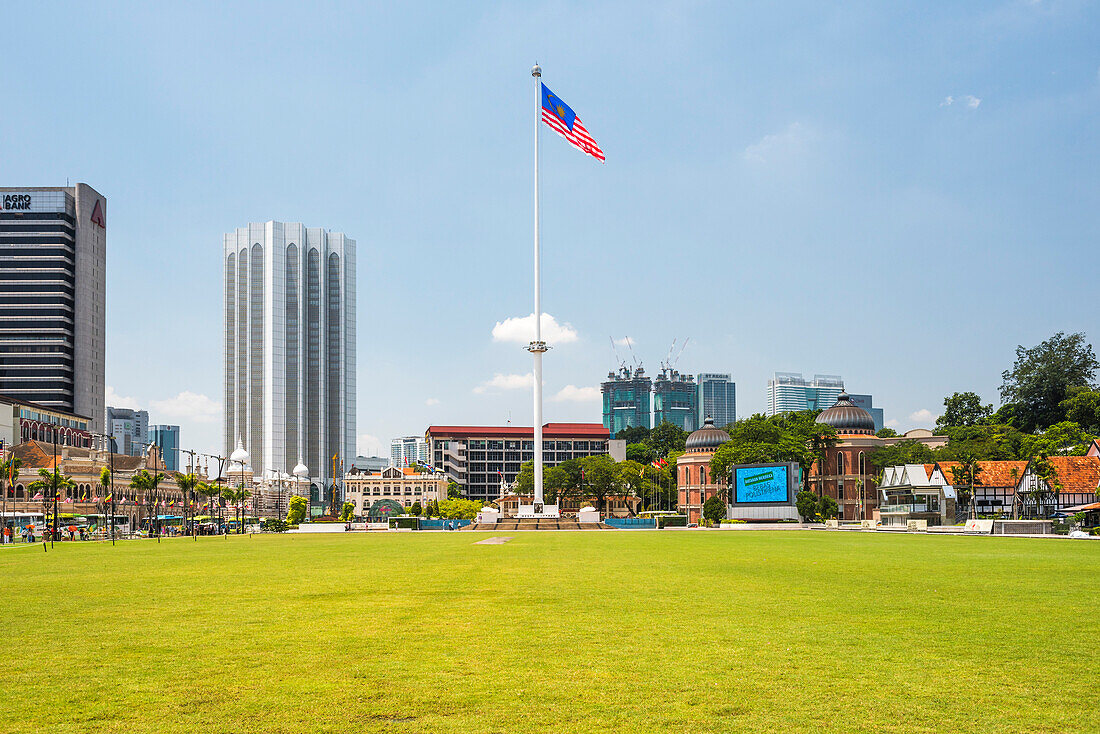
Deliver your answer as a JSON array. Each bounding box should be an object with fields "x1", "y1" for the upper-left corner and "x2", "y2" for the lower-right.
[{"x1": 677, "y1": 417, "x2": 730, "y2": 523}]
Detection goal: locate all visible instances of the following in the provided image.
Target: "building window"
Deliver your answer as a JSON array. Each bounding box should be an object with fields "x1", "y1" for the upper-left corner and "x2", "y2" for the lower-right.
[
  {"x1": 837, "y1": 452, "x2": 845, "y2": 477},
  {"x1": 858, "y1": 452, "x2": 865, "y2": 476}
]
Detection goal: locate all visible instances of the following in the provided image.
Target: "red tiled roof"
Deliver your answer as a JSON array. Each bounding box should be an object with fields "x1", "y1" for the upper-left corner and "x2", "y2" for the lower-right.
[
  {"x1": 426, "y1": 423, "x2": 609, "y2": 439},
  {"x1": 1044, "y1": 456, "x2": 1100, "y2": 494},
  {"x1": 934, "y1": 460, "x2": 1028, "y2": 488}
]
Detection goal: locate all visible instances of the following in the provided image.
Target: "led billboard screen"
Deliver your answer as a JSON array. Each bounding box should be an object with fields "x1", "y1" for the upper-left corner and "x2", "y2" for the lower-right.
[{"x1": 734, "y1": 465, "x2": 790, "y2": 504}]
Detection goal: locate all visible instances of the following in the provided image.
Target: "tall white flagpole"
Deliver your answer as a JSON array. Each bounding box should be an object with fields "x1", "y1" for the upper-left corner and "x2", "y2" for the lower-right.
[{"x1": 529, "y1": 63, "x2": 547, "y2": 510}]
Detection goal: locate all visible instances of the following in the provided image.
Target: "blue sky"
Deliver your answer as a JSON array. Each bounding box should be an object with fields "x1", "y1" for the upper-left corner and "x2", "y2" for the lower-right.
[{"x1": 3, "y1": 1, "x2": 1098, "y2": 459}]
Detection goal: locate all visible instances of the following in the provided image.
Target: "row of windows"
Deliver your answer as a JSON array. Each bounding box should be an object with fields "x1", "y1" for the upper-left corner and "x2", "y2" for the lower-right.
[
  {"x1": 0, "y1": 236, "x2": 73, "y2": 245},
  {"x1": 0, "y1": 283, "x2": 73, "y2": 295},
  {"x1": 0, "y1": 367, "x2": 72, "y2": 377},
  {"x1": 0, "y1": 212, "x2": 75, "y2": 223},
  {"x1": 0, "y1": 224, "x2": 75, "y2": 234},
  {"x1": 0, "y1": 307, "x2": 73, "y2": 318}
]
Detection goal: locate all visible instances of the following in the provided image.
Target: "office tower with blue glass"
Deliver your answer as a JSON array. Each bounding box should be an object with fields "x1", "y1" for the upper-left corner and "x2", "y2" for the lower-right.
[{"x1": 696, "y1": 373, "x2": 736, "y2": 427}]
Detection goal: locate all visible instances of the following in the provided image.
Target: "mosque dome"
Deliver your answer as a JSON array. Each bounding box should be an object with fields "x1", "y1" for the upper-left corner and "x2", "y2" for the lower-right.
[
  {"x1": 818, "y1": 393, "x2": 876, "y2": 434},
  {"x1": 684, "y1": 417, "x2": 731, "y2": 452}
]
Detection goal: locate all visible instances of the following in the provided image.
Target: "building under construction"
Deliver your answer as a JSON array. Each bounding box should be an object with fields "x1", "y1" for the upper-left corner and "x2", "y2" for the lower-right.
[
  {"x1": 601, "y1": 366, "x2": 651, "y2": 436},
  {"x1": 652, "y1": 367, "x2": 698, "y2": 432}
]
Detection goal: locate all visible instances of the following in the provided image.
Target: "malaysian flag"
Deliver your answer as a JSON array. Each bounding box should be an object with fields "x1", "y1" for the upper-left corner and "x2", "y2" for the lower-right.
[{"x1": 541, "y1": 83, "x2": 605, "y2": 162}]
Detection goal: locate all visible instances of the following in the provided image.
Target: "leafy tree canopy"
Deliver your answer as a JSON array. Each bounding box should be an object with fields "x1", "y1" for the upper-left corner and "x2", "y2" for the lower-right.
[
  {"x1": 1000, "y1": 331, "x2": 1099, "y2": 432},
  {"x1": 614, "y1": 425, "x2": 651, "y2": 444},
  {"x1": 936, "y1": 392, "x2": 993, "y2": 430},
  {"x1": 710, "y1": 413, "x2": 835, "y2": 485},
  {"x1": 866, "y1": 440, "x2": 936, "y2": 471},
  {"x1": 286, "y1": 495, "x2": 308, "y2": 525},
  {"x1": 625, "y1": 443, "x2": 656, "y2": 465},
  {"x1": 647, "y1": 422, "x2": 688, "y2": 457},
  {"x1": 875, "y1": 428, "x2": 899, "y2": 438},
  {"x1": 1059, "y1": 386, "x2": 1100, "y2": 435},
  {"x1": 436, "y1": 498, "x2": 483, "y2": 520},
  {"x1": 702, "y1": 494, "x2": 726, "y2": 524}
]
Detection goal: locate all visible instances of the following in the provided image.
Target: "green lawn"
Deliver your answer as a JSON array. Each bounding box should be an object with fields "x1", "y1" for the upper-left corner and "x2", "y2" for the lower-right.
[{"x1": 0, "y1": 531, "x2": 1096, "y2": 733}]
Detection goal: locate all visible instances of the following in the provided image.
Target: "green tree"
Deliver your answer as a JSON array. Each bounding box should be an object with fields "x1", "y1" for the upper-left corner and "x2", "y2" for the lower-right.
[
  {"x1": 29, "y1": 467, "x2": 74, "y2": 536},
  {"x1": 875, "y1": 428, "x2": 899, "y2": 438},
  {"x1": 625, "y1": 443, "x2": 656, "y2": 465},
  {"x1": 1026, "y1": 421, "x2": 1097, "y2": 457},
  {"x1": 647, "y1": 421, "x2": 688, "y2": 457},
  {"x1": 615, "y1": 425, "x2": 650, "y2": 444},
  {"x1": 818, "y1": 495, "x2": 839, "y2": 520},
  {"x1": 936, "y1": 392, "x2": 993, "y2": 429},
  {"x1": 949, "y1": 453, "x2": 983, "y2": 519},
  {"x1": 701, "y1": 493, "x2": 726, "y2": 524},
  {"x1": 1059, "y1": 387, "x2": 1100, "y2": 434},
  {"x1": 935, "y1": 424, "x2": 1032, "y2": 461},
  {"x1": 1025, "y1": 455, "x2": 1060, "y2": 518},
  {"x1": 795, "y1": 490, "x2": 819, "y2": 522},
  {"x1": 447, "y1": 482, "x2": 462, "y2": 499},
  {"x1": 579, "y1": 455, "x2": 619, "y2": 513},
  {"x1": 710, "y1": 414, "x2": 821, "y2": 486},
  {"x1": 175, "y1": 472, "x2": 199, "y2": 534},
  {"x1": 409, "y1": 501, "x2": 423, "y2": 517},
  {"x1": 286, "y1": 495, "x2": 308, "y2": 525},
  {"x1": 1000, "y1": 331, "x2": 1099, "y2": 432},
  {"x1": 436, "y1": 498, "x2": 482, "y2": 520},
  {"x1": 339, "y1": 501, "x2": 355, "y2": 521},
  {"x1": 867, "y1": 441, "x2": 936, "y2": 470},
  {"x1": 615, "y1": 460, "x2": 651, "y2": 513}
]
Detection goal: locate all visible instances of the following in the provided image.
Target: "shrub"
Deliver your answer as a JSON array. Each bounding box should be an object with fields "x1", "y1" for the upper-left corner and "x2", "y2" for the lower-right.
[
  {"x1": 702, "y1": 494, "x2": 726, "y2": 524},
  {"x1": 262, "y1": 518, "x2": 289, "y2": 533}
]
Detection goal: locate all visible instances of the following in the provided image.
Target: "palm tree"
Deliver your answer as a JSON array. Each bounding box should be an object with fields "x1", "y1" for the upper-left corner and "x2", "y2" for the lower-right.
[
  {"x1": 99, "y1": 466, "x2": 113, "y2": 541},
  {"x1": 175, "y1": 472, "x2": 199, "y2": 536},
  {"x1": 949, "y1": 454, "x2": 984, "y2": 520},
  {"x1": 131, "y1": 469, "x2": 166, "y2": 535},
  {"x1": 29, "y1": 467, "x2": 74, "y2": 539},
  {"x1": 0, "y1": 454, "x2": 21, "y2": 543}
]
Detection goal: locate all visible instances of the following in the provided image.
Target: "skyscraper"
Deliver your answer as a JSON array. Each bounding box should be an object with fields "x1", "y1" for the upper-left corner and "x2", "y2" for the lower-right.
[
  {"x1": 0, "y1": 185, "x2": 106, "y2": 432},
  {"x1": 224, "y1": 222, "x2": 356, "y2": 504},
  {"x1": 696, "y1": 373, "x2": 736, "y2": 427},
  {"x1": 766, "y1": 372, "x2": 844, "y2": 415},
  {"x1": 149, "y1": 424, "x2": 181, "y2": 471},
  {"x1": 652, "y1": 367, "x2": 698, "y2": 432},
  {"x1": 601, "y1": 366, "x2": 651, "y2": 436},
  {"x1": 105, "y1": 406, "x2": 149, "y2": 456},
  {"x1": 390, "y1": 436, "x2": 429, "y2": 467}
]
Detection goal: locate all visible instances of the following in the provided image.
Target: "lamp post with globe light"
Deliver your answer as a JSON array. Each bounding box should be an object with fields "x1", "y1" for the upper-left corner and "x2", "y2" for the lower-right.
[
  {"x1": 229, "y1": 438, "x2": 250, "y2": 535},
  {"x1": 292, "y1": 460, "x2": 309, "y2": 522}
]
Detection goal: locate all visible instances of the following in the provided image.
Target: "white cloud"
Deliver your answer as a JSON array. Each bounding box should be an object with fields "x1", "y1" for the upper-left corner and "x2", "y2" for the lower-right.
[
  {"x1": 613, "y1": 336, "x2": 635, "y2": 347},
  {"x1": 743, "y1": 122, "x2": 814, "y2": 164},
  {"x1": 553, "y1": 385, "x2": 600, "y2": 403},
  {"x1": 492, "y1": 313, "x2": 578, "y2": 345},
  {"x1": 148, "y1": 391, "x2": 221, "y2": 424},
  {"x1": 886, "y1": 418, "x2": 901, "y2": 428},
  {"x1": 357, "y1": 433, "x2": 383, "y2": 457},
  {"x1": 940, "y1": 94, "x2": 981, "y2": 109},
  {"x1": 908, "y1": 409, "x2": 938, "y2": 426},
  {"x1": 424, "y1": 398, "x2": 440, "y2": 406},
  {"x1": 473, "y1": 372, "x2": 534, "y2": 394},
  {"x1": 105, "y1": 385, "x2": 141, "y2": 410}
]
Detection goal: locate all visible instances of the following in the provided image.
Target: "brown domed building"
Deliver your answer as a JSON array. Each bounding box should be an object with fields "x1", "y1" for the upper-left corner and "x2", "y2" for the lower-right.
[
  {"x1": 677, "y1": 417, "x2": 730, "y2": 523},
  {"x1": 810, "y1": 392, "x2": 885, "y2": 521}
]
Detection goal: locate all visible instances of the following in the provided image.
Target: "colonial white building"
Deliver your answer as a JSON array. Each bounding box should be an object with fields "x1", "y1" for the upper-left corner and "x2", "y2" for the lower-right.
[
  {"x1": 223, "y1": 222, "x2": 356, "y2": 508},
  {"x1": 344, "y1": 466, "x2": 447, "y2": 516}
]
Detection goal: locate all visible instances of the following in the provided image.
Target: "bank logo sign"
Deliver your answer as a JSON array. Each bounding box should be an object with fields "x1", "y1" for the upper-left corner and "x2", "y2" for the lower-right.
[
  {"x1": 90, "y1": 199, "x2": 105, "y2": 228},
  {"x1": 1, "y1": 193, "x2": 32, "y2": 211}
]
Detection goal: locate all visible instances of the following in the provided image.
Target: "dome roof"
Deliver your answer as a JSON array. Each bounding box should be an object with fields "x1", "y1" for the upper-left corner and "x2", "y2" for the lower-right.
[
  {"x1": 818, "y1": 392, "x2": 875, "y2": 434},
  {"x1": 292, "y1": 460, "x2": 309, "y2": 478},
  {"x1": 685, "y1": 417, "x2": 731, "y2": 451},
  {"x1": 229, "y1": 437, "x2": 250, "y2": 465}
]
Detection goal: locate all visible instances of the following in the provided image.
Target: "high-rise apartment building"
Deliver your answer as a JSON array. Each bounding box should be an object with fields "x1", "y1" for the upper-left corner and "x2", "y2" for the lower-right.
[
  {"x1": 601, "y1": 366, "x2": 651, "y2": 436},
  {"x1": 696, "y1": 373, "x2": 737, "y2": 427},
  {"x1": 0, "y1": 185, "x2": 106, "y2": 432},
  {"x1": 390, "y1": 436, "x2": 429, "y2": 467},
  {"x1": 766, "y1": 373, "x2": 844, "y2": 415},
  {"x1": 105, "y1": 406, "x2": 149, "y2": 457},
  {"x1": 652, "y1": 367, "x2": 698, "y2": 432},
  {"x1": 149, "y1": 424, "x2": 181, "y2": 471},
  {"x1": 223, "y1": 222, "x2": 356, "y2": 504}
]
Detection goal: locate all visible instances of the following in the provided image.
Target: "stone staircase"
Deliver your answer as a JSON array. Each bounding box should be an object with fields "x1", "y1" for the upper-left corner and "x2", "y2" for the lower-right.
[{"x1": 466, "y1": 518, "x2": 614, "y2": 531}]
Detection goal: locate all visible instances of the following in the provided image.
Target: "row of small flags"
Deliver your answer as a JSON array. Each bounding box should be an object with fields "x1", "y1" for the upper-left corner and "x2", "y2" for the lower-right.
[{"x1": 36, "y1": 492, "x2": 215, "y2": 509}]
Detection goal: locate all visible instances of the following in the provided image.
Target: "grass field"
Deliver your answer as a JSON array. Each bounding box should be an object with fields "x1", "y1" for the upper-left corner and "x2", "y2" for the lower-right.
[{"x1": 1, "y1": 530, "x2": 1096, "y2": 733}]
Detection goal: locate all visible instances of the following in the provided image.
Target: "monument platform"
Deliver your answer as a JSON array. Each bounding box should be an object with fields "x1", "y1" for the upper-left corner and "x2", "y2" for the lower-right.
[{"x1": 467, "y1": 517, "x2": 613, "y2": 531}]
